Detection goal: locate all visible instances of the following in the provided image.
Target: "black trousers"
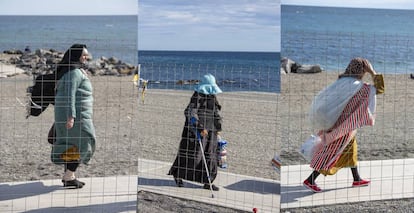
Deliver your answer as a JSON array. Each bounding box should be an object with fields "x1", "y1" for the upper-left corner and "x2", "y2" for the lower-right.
[{"x1": 64, "y1": 161, "x2": 79, "y2": 172}]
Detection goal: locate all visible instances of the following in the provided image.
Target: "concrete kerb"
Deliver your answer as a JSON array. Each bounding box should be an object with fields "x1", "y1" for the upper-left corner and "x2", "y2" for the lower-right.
[
  {"x1": 1, "y1": 158, "x2": 411, "y2": 212},
  {"x1": 281, "y1": 158, "x2": 414, "y2": 209},
  {"x1": 137, "y1": 158, "x2": 280, "y2": 213},
  {"x1": 0, "y1": 175, "x2": 137, "y2": 212}
]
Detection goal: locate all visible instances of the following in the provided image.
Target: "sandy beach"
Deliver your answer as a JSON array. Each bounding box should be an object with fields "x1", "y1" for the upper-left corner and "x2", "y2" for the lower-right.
[
  {"x1": 279, "y1": 72, "x2": 414, "y2": 212},
  {"x1": 1, "y1": 67, "x2": 413, "y2": 212},
  {"x1": 279, "y1": 72, "x2": 414, "y2": 164}
]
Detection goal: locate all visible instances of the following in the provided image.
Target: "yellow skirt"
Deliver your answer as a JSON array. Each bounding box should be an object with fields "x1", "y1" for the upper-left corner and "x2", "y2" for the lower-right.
[
  {"x1": 320, "y1": 137, "x2": 358, "y2": 176},
  {"x1": 60, "y1": 146, "x2": 80, "y2": 162}
]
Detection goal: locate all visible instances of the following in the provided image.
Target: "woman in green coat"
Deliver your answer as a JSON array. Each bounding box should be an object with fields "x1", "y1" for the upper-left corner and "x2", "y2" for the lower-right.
[{"x1": 51, "y1": 44, "x2": 96, "y2": 189}]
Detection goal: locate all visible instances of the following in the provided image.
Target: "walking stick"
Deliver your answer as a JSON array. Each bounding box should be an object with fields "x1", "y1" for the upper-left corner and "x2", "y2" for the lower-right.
[{"x1": 193, "y1": 125, "x2": 215, "y2": 198}]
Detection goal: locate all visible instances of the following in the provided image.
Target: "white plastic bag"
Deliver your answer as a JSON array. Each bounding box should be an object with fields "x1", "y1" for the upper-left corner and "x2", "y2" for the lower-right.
[
  {"x1": 309, "y1": 77, "x2": 363, "y2": 130},
  {"x1": 217, "y1": 135, "x2": 228, "y2": 169},
  {"x1": 299, "y1": 134, "x2": 322, "y2": 162}
]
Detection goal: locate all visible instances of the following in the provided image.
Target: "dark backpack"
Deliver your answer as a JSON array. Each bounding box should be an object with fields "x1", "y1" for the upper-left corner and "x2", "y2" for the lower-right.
[{"x1": 27, "y1": 73, "x2": 57, "y2": 117}]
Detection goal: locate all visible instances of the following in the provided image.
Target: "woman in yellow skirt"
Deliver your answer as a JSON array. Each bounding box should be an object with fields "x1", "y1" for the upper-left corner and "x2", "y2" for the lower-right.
[{"x1": 303, "y1": 58, "x2": 385, "y2": 193}]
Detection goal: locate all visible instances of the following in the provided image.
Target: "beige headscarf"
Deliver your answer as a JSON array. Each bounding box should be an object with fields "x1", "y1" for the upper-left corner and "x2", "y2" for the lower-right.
[{"x1": 339, "y1": 57, "x2": 369, "y2": 79}]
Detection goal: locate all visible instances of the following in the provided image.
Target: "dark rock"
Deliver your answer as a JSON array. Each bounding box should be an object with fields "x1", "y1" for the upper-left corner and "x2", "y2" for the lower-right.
[
  {"x1": 1, "y1": 48, "x2": 137, "y2": 77},
  {"x1": 296, "y1": 64, "x2": 323, "y2": 73},
  {"x1": 280, "y1": 57, "x2": 295, "y2": 74},
  {"x1": 281, "y1": 57, "x2": 323, "y2": 74},
  {"x1": 108, "y1": 57, "x2": 119, "y2": 64},
  {"x1": 176, "y1": 79, "x2": 199, "y2": 85},
  {"x1": 3, "y1": 49, "x2": 23, "y2": 54}
]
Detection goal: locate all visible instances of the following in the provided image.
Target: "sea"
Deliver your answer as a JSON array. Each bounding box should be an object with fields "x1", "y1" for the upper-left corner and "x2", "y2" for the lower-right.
[
  {"x1": 2, "y1": 7, "x2": 414, "y2": 93},
  {"x1": 282, "y1": 5, "x2": 414, "y2": 74},
  {"x1": 138, "y1": 51, "x2": 280, "y2": 93},
  {"x1": 0, "y1": 15, "x2": 138, "y2": 64},
  {"x1": 0, "y1": 15, "x2": 280, "y2": 93}
]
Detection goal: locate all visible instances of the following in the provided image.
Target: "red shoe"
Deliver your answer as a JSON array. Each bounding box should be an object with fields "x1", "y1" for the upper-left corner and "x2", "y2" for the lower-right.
[
  {"x1": 303, "y1": 180, "x2": 322, "y2": 193},
  {"x1": 352, "y1": 179, "x2": 370, "y2": 187}
]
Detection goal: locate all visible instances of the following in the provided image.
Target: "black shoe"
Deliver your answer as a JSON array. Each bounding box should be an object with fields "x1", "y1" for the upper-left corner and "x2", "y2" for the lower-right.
[
  {"x1": 203, "y1": 183, "x2": 219, "y2": 191},
  {"x1": 174, "y1": 178, "x2": 184, "y2": 187},
  {"x1": 62, "y1": 179, "x2": 84, "y2": 189},
  {"x1": 62, "y1": 179, "x2": 85, "y2": 186}
]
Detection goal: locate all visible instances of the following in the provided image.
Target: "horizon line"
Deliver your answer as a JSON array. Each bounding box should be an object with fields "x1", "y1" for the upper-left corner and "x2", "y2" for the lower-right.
[
  {"x1": 0, "y1": 14, "x2": 137, "y2": 16},
  {"x1": 282, "y1": 3, "x2": 414, "y2": 11},
  {"x1": 138, "y1": 50, "x2": 280, "y2": 53}
]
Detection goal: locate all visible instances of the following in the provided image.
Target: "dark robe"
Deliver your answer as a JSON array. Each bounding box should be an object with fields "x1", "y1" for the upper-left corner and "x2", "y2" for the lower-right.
[{"x1": 168, "y1": 91, "x2": 222, "y2": 184}]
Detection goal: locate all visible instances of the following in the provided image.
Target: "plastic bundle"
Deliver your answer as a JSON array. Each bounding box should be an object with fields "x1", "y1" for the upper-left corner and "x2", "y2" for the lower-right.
[{"x1": 217, "y1": 135, "x2": 228, "y2": 169}]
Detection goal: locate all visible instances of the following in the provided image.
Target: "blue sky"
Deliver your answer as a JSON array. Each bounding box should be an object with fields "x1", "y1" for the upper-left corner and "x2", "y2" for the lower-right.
[
  {"x1": 139, "y1": 0, "x2": 281, "y2": 52},
  {"x1": 282, "y1": 0, "x2": 414, "y2": 10},
  {"x1": 0, "y1": 0, "x2": 138, "y2": 15}
]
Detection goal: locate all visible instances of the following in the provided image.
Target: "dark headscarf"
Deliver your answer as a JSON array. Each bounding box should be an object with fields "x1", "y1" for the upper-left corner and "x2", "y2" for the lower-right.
[
  {"x1": 339, "y1": 57, "x2": 369, "y2": 79},
  {"x1": 55, "y1": 43, "x2": 87, "y2": 79},
  {"x1": 28, "y1": 44, "x2": 88, "y2": 117}
]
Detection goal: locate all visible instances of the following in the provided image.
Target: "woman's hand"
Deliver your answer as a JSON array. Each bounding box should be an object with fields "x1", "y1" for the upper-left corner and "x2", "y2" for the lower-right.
[
  {"x1": 365, "y1": 61, "x2": 377, "y2": 76},
  {"x1": 66, "y1": 117, "x2": 74, "y2": 129},
  {"x1": 200, "y1": 129, "x2": 208, "y2": 137}
]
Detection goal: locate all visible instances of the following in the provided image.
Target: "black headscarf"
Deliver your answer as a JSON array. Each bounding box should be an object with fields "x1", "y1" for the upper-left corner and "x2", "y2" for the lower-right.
[
  {"x1": 29, "y1": 44, "x2": 88, "y2": 117},
  {"x1": 55, "y1": 43, "x2": 87, "y2": 79}
]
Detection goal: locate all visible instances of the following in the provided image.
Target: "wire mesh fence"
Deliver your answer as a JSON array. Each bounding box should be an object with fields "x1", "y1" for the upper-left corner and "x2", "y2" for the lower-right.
[
  {"x1": 0, "y1": 15, "x2": 138, "y2": 212},
  {"x1": 280, "y1": 30, "x2": 414, "y2": 211},
  {"x1": 135, "y1": 61, "x2": 281, "y2": 212},
  {"x1": 3, "y1": 5, "x2": 413, "y2": 213}
]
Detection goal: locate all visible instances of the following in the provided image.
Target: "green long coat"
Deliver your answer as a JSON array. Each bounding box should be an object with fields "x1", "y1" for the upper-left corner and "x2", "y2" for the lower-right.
[{"x1": 51, "y1": 68, "x2": 96, "y2": 165}]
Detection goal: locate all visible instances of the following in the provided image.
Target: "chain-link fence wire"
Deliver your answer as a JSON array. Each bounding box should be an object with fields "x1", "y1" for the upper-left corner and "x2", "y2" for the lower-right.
[
  {"x1": 135, "y1": 61, "x2": 281, "y2": 212},
  {"x1": 280, "y1": 30, "x2": 414, "y2": 210},
  {"x1": 0, "y1": 14, "x2": 138, "y2": 212}
]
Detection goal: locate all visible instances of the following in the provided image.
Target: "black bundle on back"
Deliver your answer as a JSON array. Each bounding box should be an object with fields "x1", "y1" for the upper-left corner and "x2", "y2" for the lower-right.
[
  {"x1": 26, "y1": 43, "x2": 87, "y2": 118},
  {"x1": 27, "y1": 73, "x2": 57, "y2": 117}
]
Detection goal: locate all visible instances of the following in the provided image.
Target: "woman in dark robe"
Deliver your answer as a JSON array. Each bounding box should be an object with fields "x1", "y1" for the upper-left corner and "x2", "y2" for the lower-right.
[{"x1": 168, "y1": 73, "x2": 223, "y2": 191}]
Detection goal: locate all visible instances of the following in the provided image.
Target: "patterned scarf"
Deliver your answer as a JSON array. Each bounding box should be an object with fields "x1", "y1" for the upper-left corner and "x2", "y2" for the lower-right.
[{"x1": 339, "y1": 57, "x2": 369, "y2": 79}]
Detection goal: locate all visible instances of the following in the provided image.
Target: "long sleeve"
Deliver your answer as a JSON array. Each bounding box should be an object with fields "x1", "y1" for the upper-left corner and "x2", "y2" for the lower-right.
[
  {"x1": 184, "y1": 92, "x2": 202, "y2": 128},
  {"x1": 60, "y1": 69, "x2": 82, "y2": 119},
  {"x1": 213, "y1": 99, "x2": 222, "y2": 132}
]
